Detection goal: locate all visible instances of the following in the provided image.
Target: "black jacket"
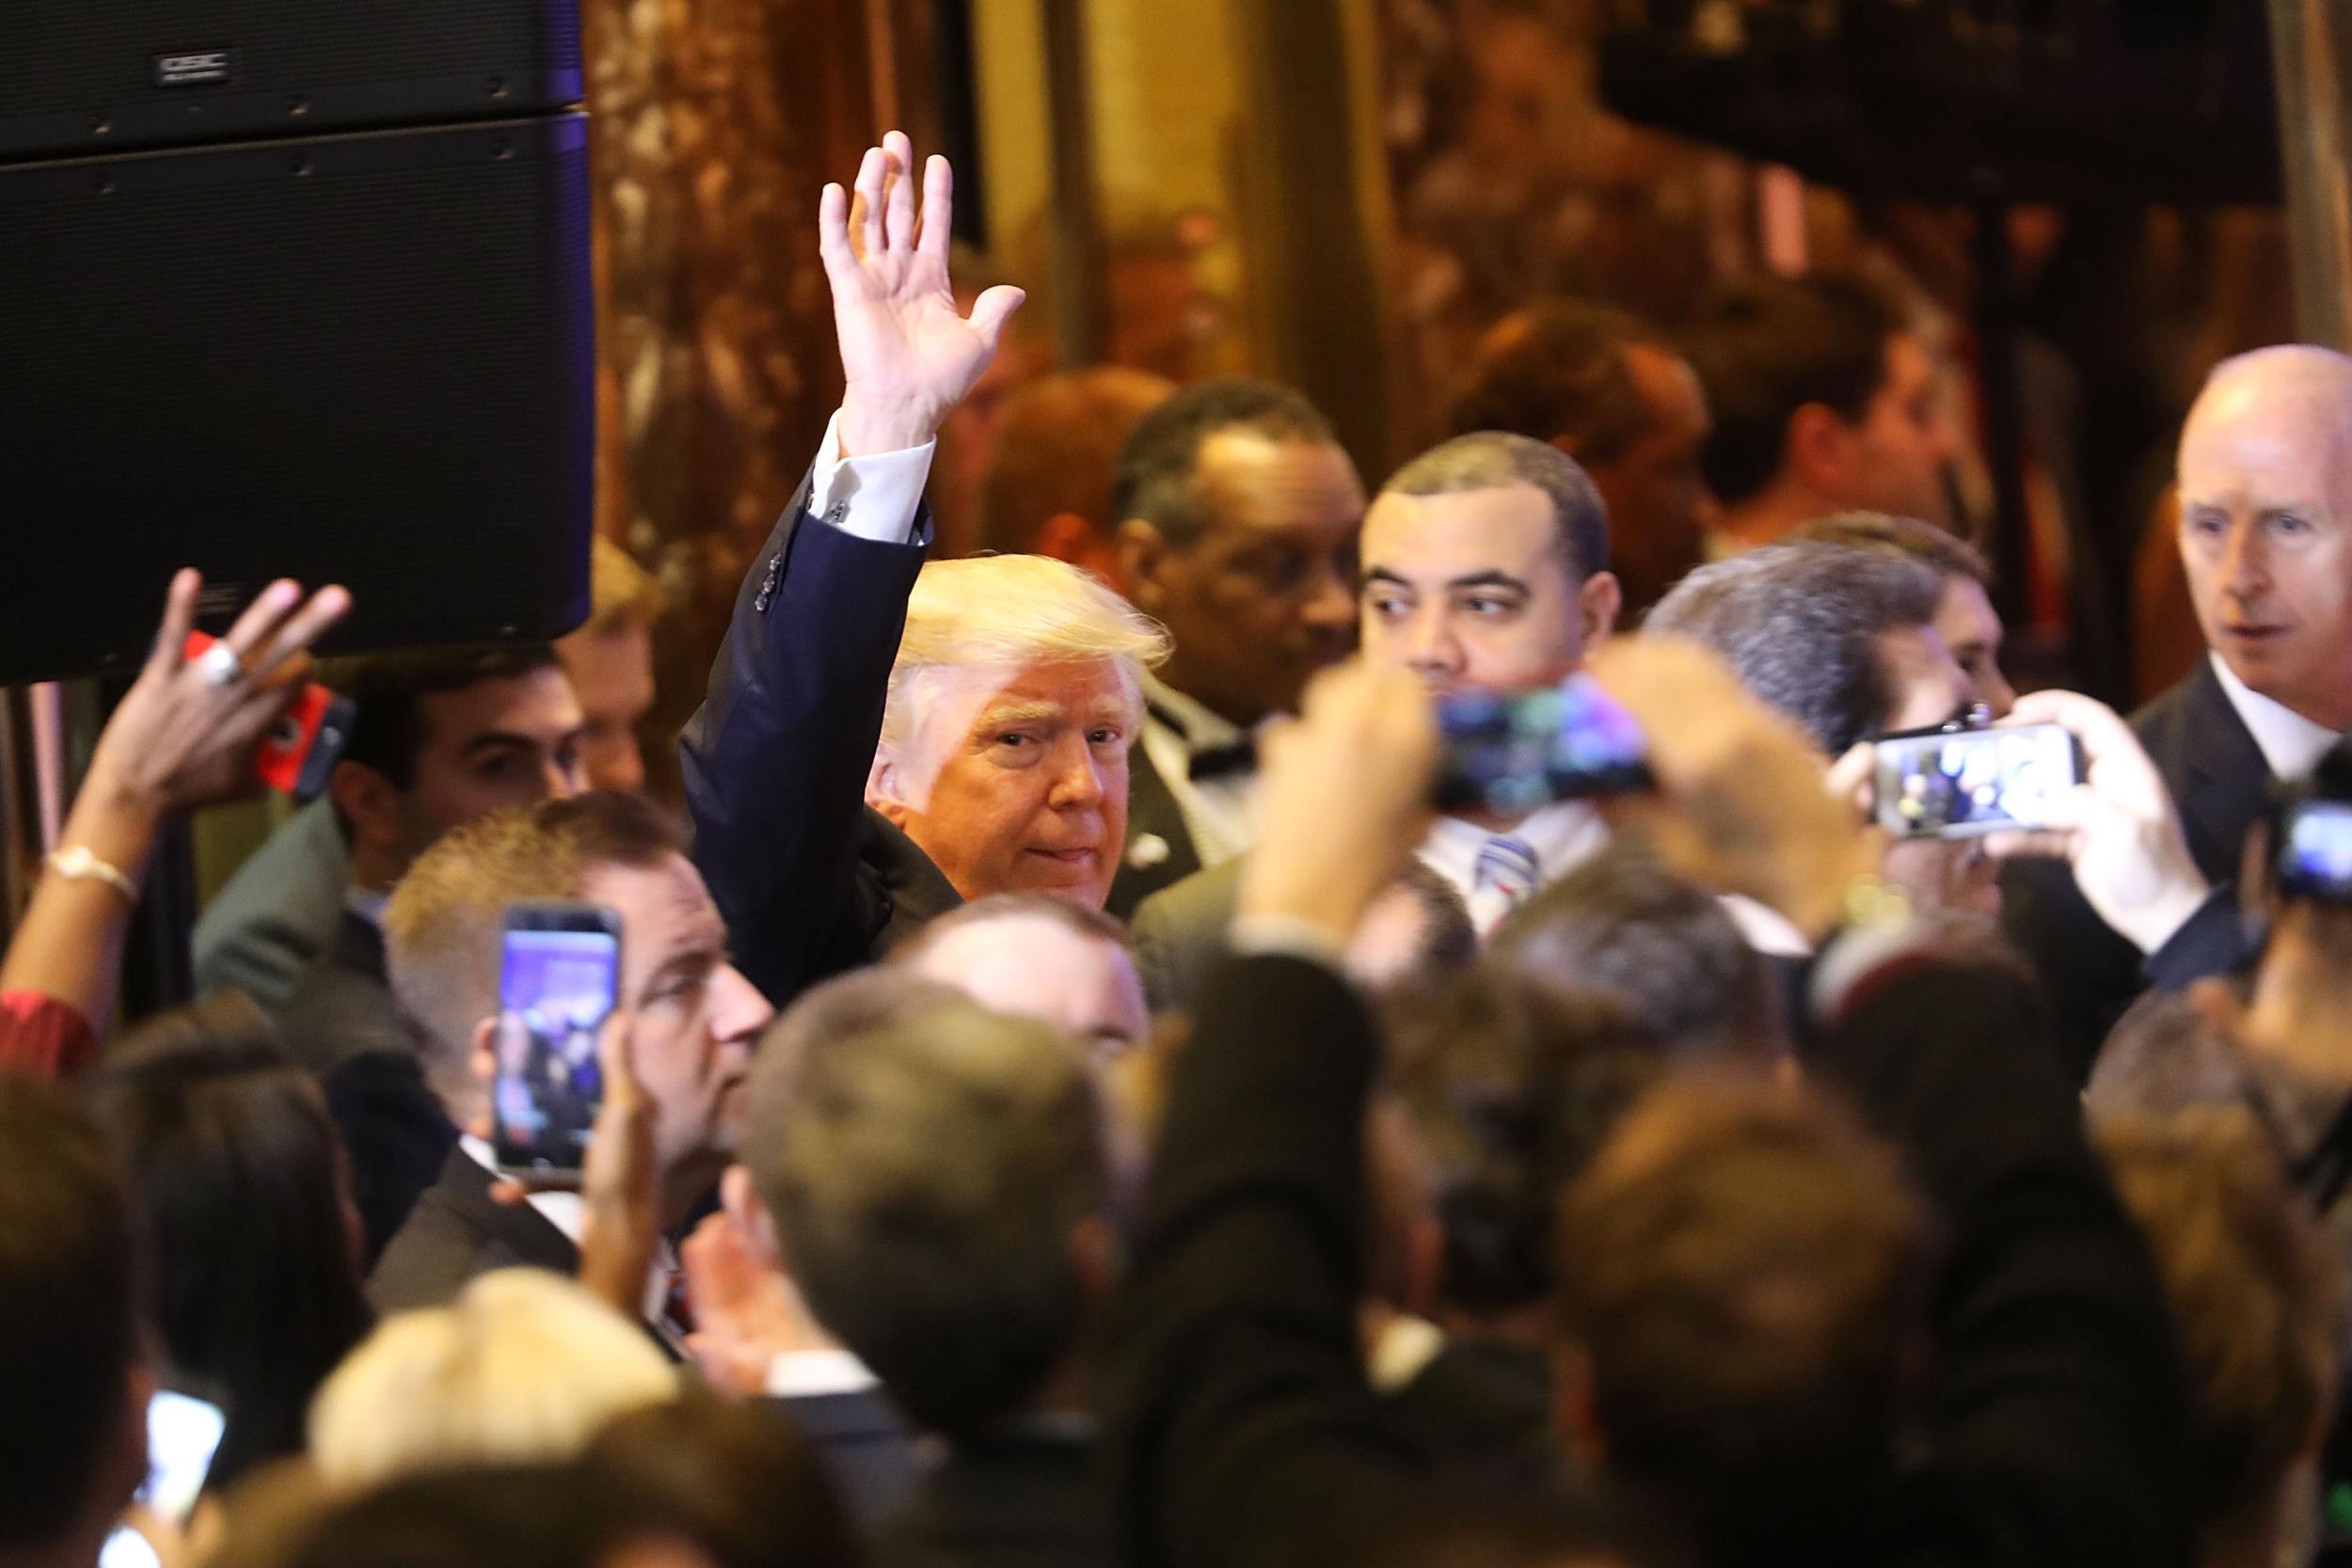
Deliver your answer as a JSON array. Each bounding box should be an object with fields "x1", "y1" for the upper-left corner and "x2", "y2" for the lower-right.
[
  {"x1": 1105, "y1": 947, "x2": 2192, "y2": 1568},
  {"x1": 681, "y1": 477, "x2": 961, "y2": 1010},
  {"x1": 1105, "y1": 744, "x2": 1202, "y2": 923},
  {"x1": 367, "y1": 1146, "x2": 579, "y2": 1314},
  {"x1": 2002, "y1": 656, "x2": 2274, "y2": 1076},
  {"x1": 756, "y1": 1388, "x2": 920, "y2": 1526},
  {"x1": 875, "y1": 1427, "x2": 1113, "y2": 1568}
]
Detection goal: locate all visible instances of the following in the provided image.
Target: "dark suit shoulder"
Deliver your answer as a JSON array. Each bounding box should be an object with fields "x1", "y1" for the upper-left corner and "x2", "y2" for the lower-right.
[
  {"x1": 876, "y1": 1435, "x2": 1112, "y2": 1568},
  {"x1": 1128, "y1": 858, "x2": 1245, "y2": 1014},
  {"x1": 368, "y1": 1148, "x2": 578, "y2": 1314},
  {"x1": 857, "y1": 809, "x2": 963, "y2": 964}
]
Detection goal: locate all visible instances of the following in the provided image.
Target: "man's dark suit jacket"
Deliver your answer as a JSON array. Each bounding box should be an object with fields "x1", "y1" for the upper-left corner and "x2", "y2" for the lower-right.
[
  {"x1": 1104, "y1": 947, "x2": 2190, "y2": 1568},
  {"x1": 2002, "y1": 656, "x2": 2274, "y2": 1077},
  {"x1": 681, "y1": 480, "x2": 961, "y2": 1010},
  {"x1": 873, "y1": 1429, "x2": 1112, "y2": 1568},
  {"x1": 758, "y1": 1388, "x2": 921, "y2": 1526},
  {"x1": 272, "y1": 910, "x2": 457, "y2": 1265},
  {"x1": 368, "y1": 1146, "x2": 579, "y2": 1314},
  {"x1": 1105, "y1": 745, "x2": 1202, "y2": 922}
]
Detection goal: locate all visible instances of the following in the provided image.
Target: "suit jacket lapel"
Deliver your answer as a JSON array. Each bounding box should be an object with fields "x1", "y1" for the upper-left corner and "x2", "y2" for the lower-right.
[
  {"x1": 437, "y1": 1148, "x2": 580, "y2": 1275},
  {"x1": 2175, "y1": 659, "x2": 2274, "y2": 884},
  {"x1": 1107, "y1": 743, "x2": 1202, "y2": 919}
]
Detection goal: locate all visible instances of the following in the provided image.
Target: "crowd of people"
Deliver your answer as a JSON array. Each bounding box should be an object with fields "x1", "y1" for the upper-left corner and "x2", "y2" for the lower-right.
[{"x1": 8, "y1": 129, "x2": 2352, "y2": 1568}]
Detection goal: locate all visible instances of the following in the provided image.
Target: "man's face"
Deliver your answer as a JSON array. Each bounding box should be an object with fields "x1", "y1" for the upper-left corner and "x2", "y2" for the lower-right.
[
  {"x1": 908, "y1": 914, "x2": 1149, "y2": 1055},
  {"x1": 1876, "y1": 624, "x2": 1972, "y2": 736},
  {"x1": 1827, "y1": 333, "x2": 1955, "y2": 524},
  {"x1": 1933, "y1": 576, "x2": 2013, "y2": 718},
  {"x1": 1360, "y1": 483, "x2": 1618, "y2": 695},
  {"x1": 1126, "y1": 432, "x2": 1363, "y2": 724},
  {"x1": 2178, "y1": 384, "x2": 2352, "y2": 729},
  {"x1": 1584, "y1": 344, "x2": 1716, "y2": 611},
  {"x1": 580, "y1": 855, "x2": 773, "y2": 1172},
  {"x1": 557, "y1": 624, "x2": 657, "y2": 792},
  {"x1": 874, "y1": 659, "x2": 1135, "y2": 909},
  {"x1": 389, "y1": 670, "x2": 588, "y2": 864}
]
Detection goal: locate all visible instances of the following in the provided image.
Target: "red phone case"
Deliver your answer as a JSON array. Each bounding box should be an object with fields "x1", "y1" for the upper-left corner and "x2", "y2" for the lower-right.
[{"x1": 183, "y1": 633, "x2": 353, "y2": 799}]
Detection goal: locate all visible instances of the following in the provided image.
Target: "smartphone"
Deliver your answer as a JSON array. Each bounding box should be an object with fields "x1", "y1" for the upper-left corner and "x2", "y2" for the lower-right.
[
  {"x1": 99, "y1": 1389, "x2": 228, "y2": 1568},
  {"x1": 1873, "y1": 721, "x2": 2080, "y2": 839},
  {"x1": 493, "y1": 903, "x2": 623, "y2": 1175},
  {"x1": 2276, "y1": 800, "x2": 2352, "y2": 904},
  {"x1": 1434, "y1": 673, "x2": 1651, "y2": 816},
  {"x1": 183, "y1": 631, "x2": 353, "y2": 800}
]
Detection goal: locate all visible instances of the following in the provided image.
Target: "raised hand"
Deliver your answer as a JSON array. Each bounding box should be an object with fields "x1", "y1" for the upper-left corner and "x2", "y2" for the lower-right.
[{"x1": 820, "y1": 131, "x2": 1025, "y2": 457}]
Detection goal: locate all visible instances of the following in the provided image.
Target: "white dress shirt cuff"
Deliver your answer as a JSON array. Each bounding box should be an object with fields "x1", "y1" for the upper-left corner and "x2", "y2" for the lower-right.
[
  {"x1": 763, "y1": 1348, "x2": 880, "y2": 1399},
  {"x1": 810, "y1": 408, "x2": 935, "y2": 545},
  {"x1": 1228, "y1": 913, "x2": 1348, "y2": 968}
]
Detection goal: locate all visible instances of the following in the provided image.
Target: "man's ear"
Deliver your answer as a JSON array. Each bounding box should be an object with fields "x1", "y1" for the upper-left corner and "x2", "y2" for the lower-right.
[
  {"x1": 1786, "y1": 401, "x2": 1851, "y2": 494},
  {"x1": 328, "y1": 759, "x2": 405, "y2": 854},
  {"x1": 720, "y1": 1164, "x2": 785, "y2": 1270},
  {"x1": 866, "y1": 752, "x2": 914, "y2": 827},
  {"x1": 1115, "y1": 518, "x2": 1173, "y2": 611},
  {"x1": 1579, "y1": 569, "x2": 1624, "y2": 647}
]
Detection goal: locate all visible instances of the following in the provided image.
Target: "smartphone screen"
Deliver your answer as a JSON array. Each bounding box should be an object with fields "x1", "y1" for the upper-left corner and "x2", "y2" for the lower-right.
[
  {"x1": 2278, "y1": 801, "x2": 2352, "y2": 904},
  {"x1": 1873, "y1": 722, "x2": 2079, "y2": 839},
  {"x1": 1434, "y1": 673, "x2": 1651, "y2": 816},
  {"x1": 100, "y1": 1389, "x2": 228, "y2": 1568},
  {"x1": 493, "y1": 904, "x2": 622, "y2": 1174}
]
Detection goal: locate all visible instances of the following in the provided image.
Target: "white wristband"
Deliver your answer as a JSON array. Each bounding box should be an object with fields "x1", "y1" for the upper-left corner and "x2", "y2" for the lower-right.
[{"x1": 46, "y1": 845, "x2": 138, "y2": 904}]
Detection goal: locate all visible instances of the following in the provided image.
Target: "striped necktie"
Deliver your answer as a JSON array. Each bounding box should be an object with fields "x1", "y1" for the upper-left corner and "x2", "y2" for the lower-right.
[{"x1": 1469, "y1": 833, "x2": 1542, "y2": 936}]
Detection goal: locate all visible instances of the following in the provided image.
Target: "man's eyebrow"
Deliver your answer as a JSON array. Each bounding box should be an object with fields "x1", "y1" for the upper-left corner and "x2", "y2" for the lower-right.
[
  {"x1": 1364, "y1": 567, "x2": 1414, "y2": 588},
  {"x1": 971, "y1": 699, "x2": 1063, "y2": 733},
  {"x1": 1443, "y1": 570, "x2": 1531, "y2": 594},
  {"x1": 459, "y1": 731, "x2": 554, "y2": 761}
]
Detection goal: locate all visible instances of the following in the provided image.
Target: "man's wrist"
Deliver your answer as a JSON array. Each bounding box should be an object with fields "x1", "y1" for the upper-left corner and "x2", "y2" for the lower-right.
[
  {"x1": 2110, "y1": 874, "x2": 2215, "y2": 957},
  {"x1": 836, "y1": 393, "x2": 940, "y2": 459}
]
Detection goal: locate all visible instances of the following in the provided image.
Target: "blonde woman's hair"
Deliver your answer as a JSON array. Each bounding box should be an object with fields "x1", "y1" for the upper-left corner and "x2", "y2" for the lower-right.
[
  {"x1": 308, "y1": 1269, "x2": 675, "y2": 1491},
  {"x1": 877, "y1": 555, "x2": 1169, "y2": 768},
  {"x1": 579, "y1": 535, "x2": 669, "y2": 637}
]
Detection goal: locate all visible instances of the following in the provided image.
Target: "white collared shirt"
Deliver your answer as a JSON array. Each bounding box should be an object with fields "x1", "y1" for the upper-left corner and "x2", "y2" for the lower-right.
[
  {"x1": 809, "y1": 409, "x2": 938, "y2": 545},
  {"x1": 1416, "y1": 804, "x2": 1609, "y2": 935},
  {"x1": 2210, "y1": 653, "x2": 2342, "y2": 783},
  {"x1": 1136, "y1": 674, "x2": 1262, "y2": 872}
]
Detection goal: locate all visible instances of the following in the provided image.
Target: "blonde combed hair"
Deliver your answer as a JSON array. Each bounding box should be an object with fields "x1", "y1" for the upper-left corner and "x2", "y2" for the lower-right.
[
  {"x1": 878, "y1": 554, "x2": 1170, "y2": 757},
  {"x1": 308, "y1": 1269, "x2": 675, "y2": 1490}
]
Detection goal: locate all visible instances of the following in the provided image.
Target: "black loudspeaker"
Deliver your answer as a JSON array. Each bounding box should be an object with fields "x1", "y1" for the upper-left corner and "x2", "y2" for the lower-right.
[
  {"x1": 0, "y1": 0, "x2": 580, "y2": 158},
  {"x1": 0, "y1": 0, "x2": 592, "y2": 681},
  {"x1": 0, "y1": 113, "x2": 595, "y2": 681}
]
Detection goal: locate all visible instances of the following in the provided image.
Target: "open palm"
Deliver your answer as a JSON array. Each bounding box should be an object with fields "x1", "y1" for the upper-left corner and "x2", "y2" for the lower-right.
[{"x1": 821, "y1": 132, "x2": 1025, "y2": 455}]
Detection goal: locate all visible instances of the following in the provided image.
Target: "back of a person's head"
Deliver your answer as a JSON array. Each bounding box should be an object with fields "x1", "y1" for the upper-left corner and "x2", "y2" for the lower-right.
[
  {"x1": 1554, "y1": 1072, "x2": 1932, "y2": 1568},
  {"x1": 2088, "y1": 989, "x2": 2352, "y2": 1164},
  {"x1": 1445, "y1": 299, "x2": 1655, "y2": 461},
  {"x1": 1111, "y1": 376, "x2": 1337, "y2": 544},
  {"x1": 741, "y1": 977, "x2": 1108, "y2": 1439},
  {"x1": 1486, "y1": 838, "x2": 1782, "y2": 1058},
  {"x1": 384, "y1": 790, "x2": 687, "y2": 1102},
  {"x1": 584, "y1": 1396, "x2": 859, "y2": 1568},
  {"x1": 85, "y1": 995, "x2": 373, "y2": 1487},
  {"x1": 322, "y1": 644, "x2": 564, "y2": 788},
  {"x1": 1645, "y1": 540, "x2": 1944, "y2": 755},
  {"x1": 1383, "y1": 974, "x2": 1664, "y2": 1319},
  {"x1": 980, "y1": 366, "x2": 1176, "y2": 554},
  {"x1": 1383, "y1": 430, "x2": 1611, "y2": 584},
  {"x1": 1679, "y1": 274, "x2": 1902, "y2": 507},
  {"x1": 308, "y1": 1268, "x2": 675, "y2": 1490},
  {"x1": 1359, "y1": 1482, "x2": 1697, "y2": 1568},
  {"x1": 1789, "y1": 510, "x2": 1989, "y2": 587},
  {"x1": 0, "y1": 1073, "x2": 141, "y2": 1555},
  {"x1": 2096, "y1": 1109, "x2": 2344, "y2": 1559}
]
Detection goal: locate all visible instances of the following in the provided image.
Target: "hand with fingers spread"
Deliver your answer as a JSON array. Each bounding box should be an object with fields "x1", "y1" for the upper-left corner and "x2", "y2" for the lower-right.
[
  {"x1": 0, "y1": 569, "x2": 349, "y2": 1054},
  {"x1": 1977, "y1": 689, "x2": 2211, "y2": 955},
  {"x1": 822, "y1": 130, "x2": 1025, "y2": 457},
  {"x1": 87, "y1": 568, "x2": 353, "y2": 819}
]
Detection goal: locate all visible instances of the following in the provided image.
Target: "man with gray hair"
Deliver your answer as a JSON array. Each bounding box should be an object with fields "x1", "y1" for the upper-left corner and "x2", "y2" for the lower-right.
[
  {"x1": 1645, "y1": 539, "x2": 1969, "y2": 758},
  {"x1": 734, "y1": 973, "x2": 1121, "y2": 1568},
  {"x1": 683, "y1": 133, "x2": 1165, "y2": 1007}
]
